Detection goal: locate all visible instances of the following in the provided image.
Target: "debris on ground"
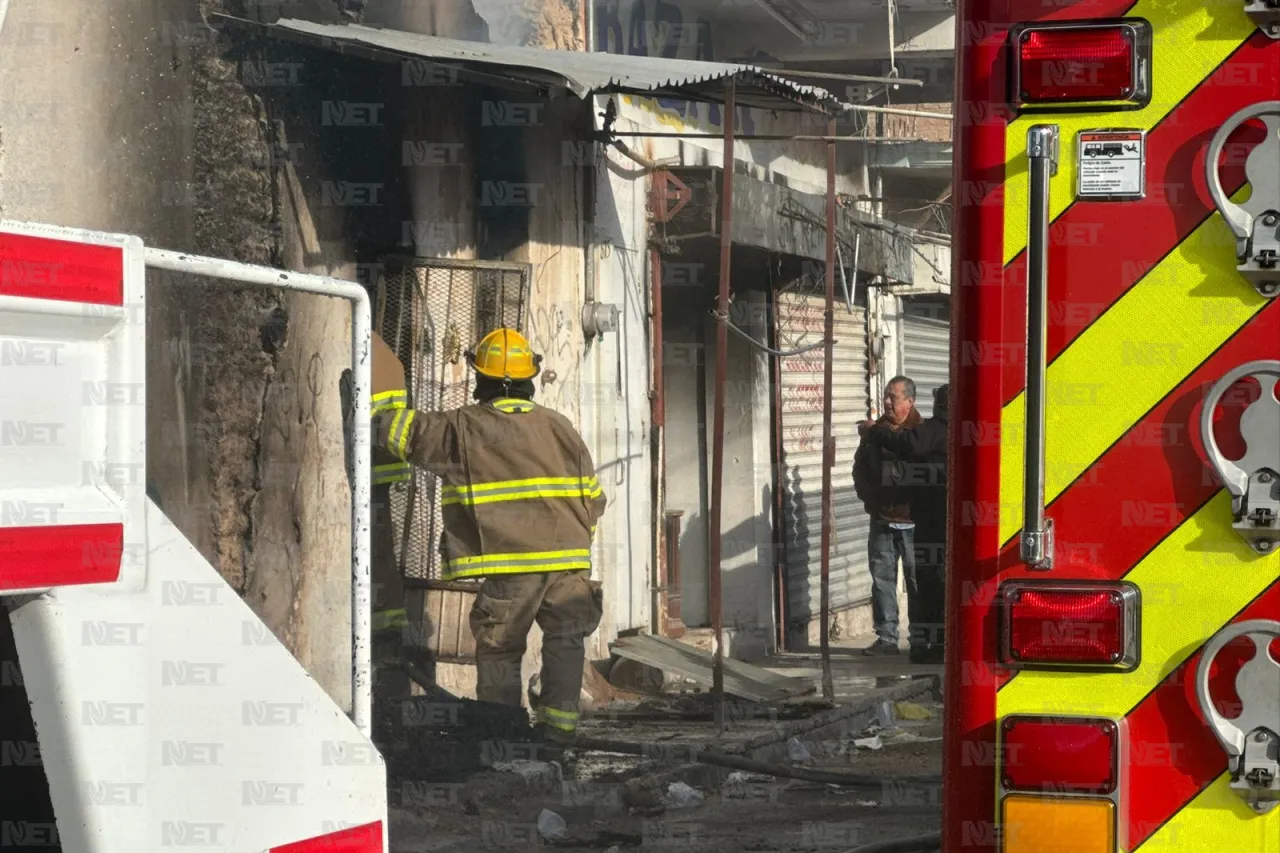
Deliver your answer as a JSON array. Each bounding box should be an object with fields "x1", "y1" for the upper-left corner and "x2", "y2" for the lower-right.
[
  {"x1": 853, "y1": 734, "x2": 884, "y2": 750},
  {"x1": 610, "y1": 634, "x2": 812, "y2": 702},
  {"x1": 379, "y1": 685, "x2": 539, "y2": 790},
  {"x1": 894, "y1": 701, "x2": 935, "y2": 721},
  {"x1": 665, "y1": 781, "x2": 705, "y2": 809},
  {"x1": 591, "y1": 691, "x2": 827, "y2": 723},
  {"x1": 490, "y1": 759, "x2": 563, "y2": 787},
  {"x1": 882, "y1": 731, "x2": 943, "y2": 745},
  {"x1": 787, "y1": 736, "x2": 813, "y2": 763},
  {"x1": 383, "y1": 659, "x2": 943, "y2": 852},
  {"x1": 536, "y1": 808, "x2": 568, "y2": 841},
  {"x1": 622, "y1": 776, "x2": 667, "y2": 816}
]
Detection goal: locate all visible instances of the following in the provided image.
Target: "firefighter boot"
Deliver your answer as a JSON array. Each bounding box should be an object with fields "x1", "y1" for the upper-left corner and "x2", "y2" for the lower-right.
[{"x1": 533, "y1": 571, "x2": 604, "y2": 750}]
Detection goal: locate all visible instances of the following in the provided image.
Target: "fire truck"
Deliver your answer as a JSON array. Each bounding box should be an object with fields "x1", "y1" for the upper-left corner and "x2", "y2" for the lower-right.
[
  {"x1": 0, "y1": 220, "x2": 387, "y2": 852},
  {"x1": 948, "y1": 1, "x2": 1279, "y2": 852}
]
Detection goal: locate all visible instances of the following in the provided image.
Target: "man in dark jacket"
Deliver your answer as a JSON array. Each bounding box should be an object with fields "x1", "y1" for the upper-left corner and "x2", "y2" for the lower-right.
[
  {"x1": 858, "y1": 384, "x2": 948, "y2": 664},
  {"x1": 853, "y1": 376, "x2": 924, "y2": 657}
]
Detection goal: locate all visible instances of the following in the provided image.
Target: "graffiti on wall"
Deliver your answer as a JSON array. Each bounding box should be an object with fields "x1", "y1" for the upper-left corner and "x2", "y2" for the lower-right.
[{"x1": 594, "y1": 0, "x2": 756, "y2": 134}]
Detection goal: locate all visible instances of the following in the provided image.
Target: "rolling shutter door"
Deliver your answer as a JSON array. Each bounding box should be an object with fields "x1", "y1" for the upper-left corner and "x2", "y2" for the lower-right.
[
  {"x1": 776, "y1": 291, "x2": 871, "y2": 625},
  {"x1": 902, "y1": 299, "x2": 950, "y2": 417}
]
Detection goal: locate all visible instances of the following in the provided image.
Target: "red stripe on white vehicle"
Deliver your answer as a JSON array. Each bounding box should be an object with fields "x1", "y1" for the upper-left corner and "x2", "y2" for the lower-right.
[
  {"x1": 0, "y1": 523, "x2": 124, "y2": 590},
  {"x1": 0, "y1": 231, "x2": 124, "y2": 306},
  {"x1": 269, "y1": 821, "x2": 383, "y2": 853}
]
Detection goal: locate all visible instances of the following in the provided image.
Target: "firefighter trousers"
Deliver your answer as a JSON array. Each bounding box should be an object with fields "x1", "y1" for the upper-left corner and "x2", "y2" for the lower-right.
[{"x1": 469, "y1": 569, "x2": 604, "y2": 735}]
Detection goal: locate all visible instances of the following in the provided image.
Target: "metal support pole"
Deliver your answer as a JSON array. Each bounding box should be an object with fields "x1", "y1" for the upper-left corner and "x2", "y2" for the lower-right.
[
  {"x1": 650, "y1": 245, "x2": 673, "y2": 637},
  {"x1": 846, "y1": 104, "x2": 952, "y2": 120},
  {"x1": 143, "y1": 248, "x2": 374, "y2": 738},
  {"x1": 650, "y1": 246, "x2": 665, "y2": 430},
  {"x1": 708, "y1": 81, "x2": 736, "y2": 733},
  {"x1": 820, "y1": 119, "x2": 837, "y2": 702}
]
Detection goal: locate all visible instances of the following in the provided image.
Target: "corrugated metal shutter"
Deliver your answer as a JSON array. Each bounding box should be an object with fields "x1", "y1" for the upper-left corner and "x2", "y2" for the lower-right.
[
  {"x1": 902, "y1": 298, "x2": 950, "y2": 417},
  {"x1": 776, "y1": 290, "x2": 871, "y2": 624}
]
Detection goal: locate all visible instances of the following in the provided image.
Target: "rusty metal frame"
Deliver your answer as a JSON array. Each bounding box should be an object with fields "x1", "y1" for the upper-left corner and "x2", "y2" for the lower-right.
[
  {"x1": 706, "y1": 80, "x2": 737, "y2": 730},
  {"x1": 641, "y1": 88, "x2": 850, "y2": 729}
]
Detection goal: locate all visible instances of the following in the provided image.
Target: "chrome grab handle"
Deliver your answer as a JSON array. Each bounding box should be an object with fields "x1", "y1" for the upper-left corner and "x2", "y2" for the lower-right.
[
  {"x1": 1020, "y1": 125, "x2": 1059, "y2": 571},
  {"x1": 1200, "y1": 360, "x2": 1280, "y2": 555},
  {"x1": 1243, "y1": 1, "x2": 1280, "y2": 39},
  {"x1": 1194, "y1": 619, "x2": 1280, "y2": 814},
  {"x1": 1204, "y1": 101, "x2": 1280, "y2": 298}
]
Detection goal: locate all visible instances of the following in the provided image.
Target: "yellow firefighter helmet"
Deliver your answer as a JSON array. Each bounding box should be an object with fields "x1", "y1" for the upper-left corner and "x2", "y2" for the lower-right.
[{"x1": 467, "y1": 328, "x2": 542, "y2": 381}]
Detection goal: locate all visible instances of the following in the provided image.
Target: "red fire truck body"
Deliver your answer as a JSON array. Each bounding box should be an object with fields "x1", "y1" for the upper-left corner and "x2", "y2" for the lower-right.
[{"x1": 948, "y1": 2, "x2": 1280, "y2": 851}]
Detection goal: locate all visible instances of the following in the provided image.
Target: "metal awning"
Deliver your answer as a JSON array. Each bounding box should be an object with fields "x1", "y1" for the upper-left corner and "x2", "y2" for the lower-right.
[{"x1": 237, "y1": 17, "x2": 845, "y2": 114}]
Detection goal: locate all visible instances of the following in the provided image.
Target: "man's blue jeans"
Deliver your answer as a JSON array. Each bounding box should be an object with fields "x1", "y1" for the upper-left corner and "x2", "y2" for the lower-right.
[{"x1": 868, "y1": 520, "x2": 916, "y2": 645}]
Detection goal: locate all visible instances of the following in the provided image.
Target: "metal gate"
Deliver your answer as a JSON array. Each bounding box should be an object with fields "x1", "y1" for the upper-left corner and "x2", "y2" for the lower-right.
[
  {"x1": 901, "y1": 297, "x2": 950, "y2": 417},
  {"x1": 775, "y1": 285, "x2": 872, "y2": 632},
  {"x1": 375, "y1": 257, "x2": 531, "y2": 660}
]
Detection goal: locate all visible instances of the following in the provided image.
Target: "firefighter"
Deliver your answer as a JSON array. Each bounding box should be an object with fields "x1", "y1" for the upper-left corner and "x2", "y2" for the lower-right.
[
  {"x1": 369, "y1": 327, "x2": 607, "y2": 748},
  {"x1": 857, "y1": 384, "x2": 948, "y2": 664}
]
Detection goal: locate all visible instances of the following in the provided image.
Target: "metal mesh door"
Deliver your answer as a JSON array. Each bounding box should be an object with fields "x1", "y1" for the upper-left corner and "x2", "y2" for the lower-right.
[{"x1": 375, "y1": 257, "x2": 531, "y2": 587}]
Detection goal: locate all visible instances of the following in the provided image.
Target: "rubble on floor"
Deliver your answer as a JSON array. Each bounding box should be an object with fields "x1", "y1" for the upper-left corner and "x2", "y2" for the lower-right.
[
  {"x1": 381, "y1": 647, "x2": 944, "y2": 850},
  {"x1": 608, "y1": 634, "x2": 813, "y2": 702},
  {"x1": 379, "y1": 685, "x2": 540, "y2": 791}
]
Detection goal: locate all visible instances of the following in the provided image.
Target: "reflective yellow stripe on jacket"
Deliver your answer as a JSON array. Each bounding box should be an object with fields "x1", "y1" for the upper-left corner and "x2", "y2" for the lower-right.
[
  {"x1": 371, "y1": 390, "x2": 407, "y2": 416},
  {"x1": 372, "y1": 607, "x2": 408, "y2": 632},
  {"x1": 441, "y1": 549, "x2": 592, "y2": 580},
  {"x1": 442, "y1": 476, "x2": 603, "y2": 507},
  {"x1": 374, "y1": 463, "x2": 412, "y2": 486},
  {"x1": 372, "y1": 390, "x2": 413, "y2": 484},
  {"x1": 385, "y1": 409, "x2": 417, "y2": 462},
  {"x1": 492, "y1": 397, "x2": 535, "y2": 414}
]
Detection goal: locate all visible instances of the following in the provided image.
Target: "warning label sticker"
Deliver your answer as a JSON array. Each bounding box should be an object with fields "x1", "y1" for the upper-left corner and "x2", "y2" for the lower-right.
[{"x1": 1077, "y1": 130, "x2": 1145, "y2": 199}]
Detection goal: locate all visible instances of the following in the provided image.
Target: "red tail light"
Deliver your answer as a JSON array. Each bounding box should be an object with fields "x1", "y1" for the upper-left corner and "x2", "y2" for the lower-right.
[
  {"x1": 1012, "y1": 21, "x2": 1151, "y2": 107},
  {"x1": 1001, "y1": 716, "x2": 1119, "y2": 795},
  {"x1": 999, "y1": 581, "x2": 1139, "y2": 670}
]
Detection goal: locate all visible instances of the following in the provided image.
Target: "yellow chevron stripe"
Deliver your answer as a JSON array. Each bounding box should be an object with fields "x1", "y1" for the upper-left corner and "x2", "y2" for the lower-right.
[
  {"x1": 1137, "y1": 774, "x2": 1280, "y2": 852},
  {"x1": 1002, "y1": 0, "x2": 1254, "y2": 264},
  {"x1": 997, "y1": 493, "x2": 1279, "y2": 718},
  {"x1": 998, "y1": 189, "x2": 1265, "y2": 546}
]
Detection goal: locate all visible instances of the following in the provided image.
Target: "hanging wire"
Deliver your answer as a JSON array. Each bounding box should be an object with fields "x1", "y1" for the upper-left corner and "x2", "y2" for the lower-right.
[{"x1": 712, "y1": 307, "x2": 832, "y2": 356}]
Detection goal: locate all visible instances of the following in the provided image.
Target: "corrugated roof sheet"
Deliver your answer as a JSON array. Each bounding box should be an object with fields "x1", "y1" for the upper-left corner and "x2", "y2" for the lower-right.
[{"x1": 266, "y1": 19, "x2": 844, "y2": 113}]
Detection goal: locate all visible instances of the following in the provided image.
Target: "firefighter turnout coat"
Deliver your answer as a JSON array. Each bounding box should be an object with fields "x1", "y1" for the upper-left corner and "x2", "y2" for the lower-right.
[{"x1": 369, "y1": 338, "x2": 607, "y2": 581}]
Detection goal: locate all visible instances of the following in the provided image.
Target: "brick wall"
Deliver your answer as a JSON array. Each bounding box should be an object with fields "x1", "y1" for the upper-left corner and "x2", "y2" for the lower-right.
[{"x1": 880, "y1": 102, "x2": 952, "y2": 142}]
